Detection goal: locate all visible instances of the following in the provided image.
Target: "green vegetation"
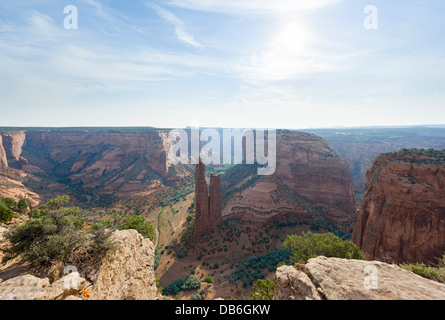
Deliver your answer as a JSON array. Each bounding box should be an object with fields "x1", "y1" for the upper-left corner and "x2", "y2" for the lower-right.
[
  {"x1": 229, "y1": 249, "x2": 291, "y2": 284},
  {"x1": 96, "y1": 212, "x2": 156, "y2": 243},
  {"x1": 5, "y1": 195, "x2": 116, "y2": 266},
  {"x1": 400, "y1": 255, "x2": 445, "y2": 284},
  {"x1": 186, "y1": 214, "x2": 194, "y2": 223},
  {"x1": 283, "y1": 232, "x2": 364, "y2": 264},
  {"x1": 0, "y1": 196, "x2": 32, "y2": 222},
  {"x1": 0, "y1": 203, "x2": 13, "y2": 223},
  {"x1": 162, "y1": 275, "x2": 201, "y2": 296},
  {"x1": 204, "y1": 276, "x2": 213, "y2": 284},
  {"x1": 251, "y1": 279, "x2": 274, "y2": 300}
]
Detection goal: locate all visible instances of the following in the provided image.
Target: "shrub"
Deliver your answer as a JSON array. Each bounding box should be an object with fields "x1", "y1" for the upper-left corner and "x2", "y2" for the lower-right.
[
  {"x1": 186, "y1": 215, "x2": 193, "y2": 223},
  {"x1": 181, "y1": 275, "x2": 201, "y2": 291},
  {"x1": 251, "y1": 279, "x2": 274, "y2": 300},
  {"x1": 204, "y1": 276, "x2": 213, "y2": 284},
  {"x1": 5, "y1": 203, "x2": 85, "y2": 265},
  {"x1": 191, "y1": 293, "x2": 202, "y2": 300},
  {"x1": 5, "y1": 195, "x2": 116, "y2": 266},
  {"x1": 162, "y1": 278, "x2": 186, "y2": 296},
  {"x1": 400, "y1": 255, "x2": 445, "y2": 284},
  {"x1": 0, "y1": 197, "x2": 17, "y2": 210},
  {"x1": 0, "y1": 205, "x2": 13, "y2": 223},
  {"x1": 283, "y1": 232, "x2": 365, "y2": 264},
  {"x1": 105, "y1": 212, "x2": 156, "y2": 243},
  {"x1": 89, "y1": 224, "x2": 118, "y2": 256}
]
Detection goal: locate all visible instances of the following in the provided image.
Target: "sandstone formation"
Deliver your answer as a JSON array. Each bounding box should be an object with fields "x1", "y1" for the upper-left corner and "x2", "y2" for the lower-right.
[
  {"x1": 274, "y1": 256, "x2": 445, "y2": 300},
  {"x1": 2, "y1": 131, "x2": 26, "y2": 162},
  {"x1": 352, "y1": 151, "x2": 445, "y2": 264},
  {"x1": 0, "y1": 129, "x2": 192, "y2": 201},
  {"x1": 0, "y1": 273, "x2": 89, "y2": 300},
  {"x1": 222, "y1": 131, "x2": 356, "y2": 232},
  {"x1": 194, "y1": 159, "x2": 222, "y2": 237},
  {"x1": 88, "y1": 229, "x2": 158, "y2": 300},
  {"x1": 0, "y1": 229, "x2": 158, "y2": 300},
  {"x1": 0, "y1": 136, "x2": 7, "y2": 170}
]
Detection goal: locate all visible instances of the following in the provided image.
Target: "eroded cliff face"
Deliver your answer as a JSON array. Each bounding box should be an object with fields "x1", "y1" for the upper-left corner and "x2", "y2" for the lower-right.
[
  {"x1": 10, "y1": 129, "x2": 191, "y2": 198},
  {"x1": 0, "y1": 136, "x2": 7, "y2": 170},
  {"x1": 222, "y1": 132, "x2": 356, "y2": 231},
  {"x1": 352, "y1": 151, "x2": 445, "y2": 264},
  {"x1": 1, "y1": 131, "x2": 26, "y2": 162}
]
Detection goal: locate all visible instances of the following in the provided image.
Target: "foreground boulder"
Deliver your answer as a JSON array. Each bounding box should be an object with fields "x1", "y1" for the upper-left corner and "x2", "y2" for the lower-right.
[
  {"x1": 88, "y1": 229, "x2": 158, "y2": 300},
  {"x1": 0, "y1": 229, "x2": 158, "y2": 300},
  {"x1": 274, "y1": 256, "x2": 445, "y2": 300},
  {"x1": 0, "y1": 273, "x2": 88, "y2": 300}
]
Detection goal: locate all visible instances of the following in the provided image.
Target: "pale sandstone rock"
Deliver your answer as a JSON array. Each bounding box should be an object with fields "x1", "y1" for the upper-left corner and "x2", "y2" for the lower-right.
[
  {"x1": 274, "y1": 265, "x2": 322, "y2": 300},
  {"x1": 274, "y1": 256, "x2": 445, "y2": 300},
  {"x1": 88, "y1": 229, "x2": 158, "y2": 300},
  {"x1": 0, "y1": 275, "x2": 50, "y2": 300},
  {"x1": 0, "y1": 272, "x2": 88, "y2": 300}
]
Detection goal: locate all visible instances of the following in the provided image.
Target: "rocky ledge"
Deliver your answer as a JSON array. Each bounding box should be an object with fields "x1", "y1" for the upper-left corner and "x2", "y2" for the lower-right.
[{"x1": 274, "y1": 256, "x2": 445, "y2": 300}]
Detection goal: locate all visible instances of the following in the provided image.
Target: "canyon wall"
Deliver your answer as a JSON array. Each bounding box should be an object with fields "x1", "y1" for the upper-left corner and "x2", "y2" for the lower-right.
[
  {"x1": 222, "y1": 131, "x2": 356, "y2": 232},
  {"x1": 0, "y1": 129, "x2": 192, "y2": 200},
  {"x1": 0, "y1": 136, "x2": 7, "y2": 170},
  {"x1": 352, "y1": 150, "x2": 445, "y2": 264}
]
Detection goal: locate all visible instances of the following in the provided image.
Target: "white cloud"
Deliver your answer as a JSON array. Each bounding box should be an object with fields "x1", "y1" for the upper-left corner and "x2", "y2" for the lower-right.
[
  {"x1": 149, "y1": 4, "x2": 203, "y2": 48},
  {"x1": 168, "y1": 0, "x2": 343, "y2": 15}
]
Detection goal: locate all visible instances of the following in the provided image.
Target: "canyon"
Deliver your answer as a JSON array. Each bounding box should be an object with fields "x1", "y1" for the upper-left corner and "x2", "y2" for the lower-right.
[{"x1": 221, "y1": 131, "x2": 356, "y2": 233}]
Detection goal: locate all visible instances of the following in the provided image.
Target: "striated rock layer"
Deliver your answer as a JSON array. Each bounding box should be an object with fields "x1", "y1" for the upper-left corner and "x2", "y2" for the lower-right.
[
  {"x1": 274, "y1": 256, "x2": 445, "y2": 300},
  {"x1": 0, "y1": 129, "x2": 192, "y2": 198},
  {"x1": 352, "y1": 151, "x2": 445, "y2": 264},
  {"x1": 222, "y1": 131, "x2": 356, "y2": 231}
]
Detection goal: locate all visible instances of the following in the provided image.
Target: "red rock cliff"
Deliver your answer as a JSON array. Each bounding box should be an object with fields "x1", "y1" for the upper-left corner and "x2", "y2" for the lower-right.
[
  {"x1": 194, "y1": 159, "x2": 222, "y2": 237},
  {"x1": 222, "y1": 131, "x2": 356, "y2": 231},
  {"x1": 352, "y1": 150, "x2": 445, "y2": 264},
  {"x1": 0, "y1": 136, "x2": 7, "y2": 170}
]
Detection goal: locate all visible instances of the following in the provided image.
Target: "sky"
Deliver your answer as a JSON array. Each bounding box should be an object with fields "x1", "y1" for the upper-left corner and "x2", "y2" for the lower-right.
[{"x1": 0, "y1": 0, "x2": 444, "y2": 129}]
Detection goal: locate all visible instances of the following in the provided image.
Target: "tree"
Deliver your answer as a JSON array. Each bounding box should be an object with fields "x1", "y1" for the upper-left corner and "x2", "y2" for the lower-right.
[
  {"x1": 0, "y1": 197, "x2": 17, "y2": 211},
  {"x1": 186, "y1": 214, "x2": 193, "y2": 223},
  {"x1": 283, "y1": 232, "x2": 365, "y2": 264},
  {"x1": 204, "y1": 276, "x2": 213, "y2": 284},
  {"x1": 251, "y1": 279, "x2": 274, "y2": 300}
]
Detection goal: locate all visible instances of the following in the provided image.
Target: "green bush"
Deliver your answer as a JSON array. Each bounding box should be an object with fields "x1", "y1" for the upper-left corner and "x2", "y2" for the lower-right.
[
  {"x1": 103, "y1": 212, "x2": 156, "y2": 243},
  {"x1": 0, "y1": 197, "x2": 17, "y2": 210},
  {"x1": 191, "y1": 293, "x2": 202, "y2": 300},
  {"x1": 400, "y1": 255, "x2": 445, "y2": 284},
  {"x1": 251, "y1": 279, "x2": 274, "y2": 300},
  {"x1": 0, "y1": 205, "x2": 13, "y2": 223},
  {"x1": 204, "y1": 276, "x2": 213, "y2": 284},
  {"x1": 181, "y1": 275, "x2": 201, "y2": 291},
  {"x1": 5, "y1": 203, "x2": 85, "y2": 265},
  {"x1": 283, "y1": 232, "x2": 364, "y2": 264},
  {"x1": 5, "y1": 195, "x2": 116, "y2": 266},
  {"x1": 186, "y1": 215, "x2": 193, "y2": 222}
]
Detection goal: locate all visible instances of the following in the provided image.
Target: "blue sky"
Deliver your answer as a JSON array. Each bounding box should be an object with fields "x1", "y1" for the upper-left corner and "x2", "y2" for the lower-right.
[{"x1": 0, "y1": 0, "x2": 444, "y2": 128}]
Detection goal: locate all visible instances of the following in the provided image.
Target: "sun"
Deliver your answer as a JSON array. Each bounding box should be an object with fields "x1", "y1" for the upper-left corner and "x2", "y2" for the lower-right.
[{"x1": 278, "y1": 22, "x2": 312, "y2": 55}]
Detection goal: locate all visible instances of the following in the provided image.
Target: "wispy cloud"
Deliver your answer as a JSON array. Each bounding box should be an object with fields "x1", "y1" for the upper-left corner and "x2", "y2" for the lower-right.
[
  {"x1": 168, "y1": 0, "x2": 344, "y2": 15},
  {"x1": 148, "y1": 3, "x2": 203, "y2": 48}
]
